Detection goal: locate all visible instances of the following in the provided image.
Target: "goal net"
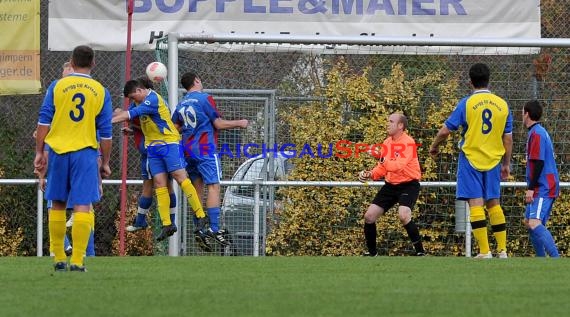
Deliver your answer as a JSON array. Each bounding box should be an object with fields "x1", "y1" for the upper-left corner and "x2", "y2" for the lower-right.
[{"x1": 156, "y1": 34, "x2": 570, "y2": 257}]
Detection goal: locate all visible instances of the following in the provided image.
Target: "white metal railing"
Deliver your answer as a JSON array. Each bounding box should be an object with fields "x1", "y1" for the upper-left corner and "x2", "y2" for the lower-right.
[{"x1": 4, "y1": 178, "x2": 570, "y2": 257}]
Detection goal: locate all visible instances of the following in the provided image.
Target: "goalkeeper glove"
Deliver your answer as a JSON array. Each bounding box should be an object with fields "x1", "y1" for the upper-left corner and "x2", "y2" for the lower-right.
[{"x1": 358, "y1": 170, "x2": 372, "y2": 182}]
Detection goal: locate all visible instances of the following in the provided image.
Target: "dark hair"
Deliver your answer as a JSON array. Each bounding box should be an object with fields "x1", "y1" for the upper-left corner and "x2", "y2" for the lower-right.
[
  {"x1": 469, "y1": 63, "x2": 490, "y2": 89},
  {"x1": 180, "y1": 72, "x2": 199, "y2": 90},
  {"x1": 136, "y1": 76, "x2": 154, "y2": 90},
  {"x1": 524, "y1": 100, "x2": 543, "y2": 121},
  {"x1": 71, "y1": 45, "x2": 94, "y2": 68},
  {"x1": 123, "y1": 79, "x2": 143, "y2": 97}
]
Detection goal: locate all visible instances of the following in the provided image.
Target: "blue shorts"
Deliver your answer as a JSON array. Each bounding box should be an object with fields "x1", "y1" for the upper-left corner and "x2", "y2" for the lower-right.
[
  {"x1": 140, "y1": 151, "x2": 152, "y2": 180},
  {"x1": 147, "y1": 143, "x2": 187, "y2": 176},
  {"x1": 186, "y1": 154, "x2": 222, "y2": 185},
  {"x1": 456, "y1": 152, "x2": 501, "y2": 200},
  {"x1": 45, "y1": 148, "x2": 100, "y2": 206},
  {"x1": 46, "y1": 200, "x2": 73, "y2": 210},
  {"x1": 525, "y1": 197, "x2": 555, "y2": 225}
]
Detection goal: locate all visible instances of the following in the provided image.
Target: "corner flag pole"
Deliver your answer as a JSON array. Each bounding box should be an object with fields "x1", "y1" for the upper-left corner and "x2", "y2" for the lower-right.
[{"x1": 119, "y1": 0, "x2": 134, "y2": 256}]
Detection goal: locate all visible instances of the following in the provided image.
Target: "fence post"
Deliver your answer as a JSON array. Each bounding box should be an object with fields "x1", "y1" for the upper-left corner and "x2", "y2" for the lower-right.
[
  {"x1": 253, "y1": 178, "x2": 262, "y2": 257},
  {"x1": 37, "y1": 184, "x2": 43, "y2": 257},
  {"x1": 455, "y1": 200, "x2": 472, "y2": 257}
]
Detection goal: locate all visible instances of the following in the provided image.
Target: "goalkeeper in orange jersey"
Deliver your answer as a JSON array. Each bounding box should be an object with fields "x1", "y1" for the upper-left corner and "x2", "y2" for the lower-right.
[{"x1": 358, "y1": 113, "x2": 425, "y2": 256}]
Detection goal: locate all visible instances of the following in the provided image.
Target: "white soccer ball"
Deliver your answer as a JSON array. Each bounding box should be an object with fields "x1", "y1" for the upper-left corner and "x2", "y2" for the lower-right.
[{"x1": 145, "y1": 62, "x2": 167, "y2": 83}]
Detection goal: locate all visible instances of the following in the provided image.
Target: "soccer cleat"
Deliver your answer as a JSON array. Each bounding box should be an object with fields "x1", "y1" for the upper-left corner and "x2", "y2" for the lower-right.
[
  {"x1": 416, "y1": 252, "x2": 426, "y2": 256},
  {"x1": 126, "y1": 216, "x2": 149, "y2": 232},
  {"x1": 474, "y1": 251, "x2": 493, "y2": 259},
  {"x1": 206, "y1": 228, "x2": 230, "y2": 246},
  {"x1": 65, "y1": 245, "x2": 73, "y2": 256},
  {"x1": 194, "y1": 229, "x2": 213, "y2": 252},
  {"x1": 54, "y1": 262, "x2": 67, "y2": 272},
  {"x1": 362, "y1": 251, "x2": 378, "y2": 257},
  {"x1": 69, "y1": 264, "x2": 87, "y2": 272},
  {"x1": 498, "y1": 251, "x2": 508, "y2": 259},
  {"x1": 126, "y1": 224, "x2": 148, "y2": 232},
  {"x1": 156, "y1": 224, "x2": 177, "y2": 241},
  {"x1": 66, "y1": 215, "x2": 74, "y2": 228}
]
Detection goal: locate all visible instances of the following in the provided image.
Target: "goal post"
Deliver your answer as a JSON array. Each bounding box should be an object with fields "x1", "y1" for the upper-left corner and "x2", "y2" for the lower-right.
[{"x1": 157, "y1": 33, "x2": 570, "y2": 257}]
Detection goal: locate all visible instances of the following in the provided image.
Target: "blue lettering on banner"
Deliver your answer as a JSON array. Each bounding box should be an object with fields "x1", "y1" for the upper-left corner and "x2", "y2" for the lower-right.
[
  {"x1": 271, "y1": 0, "x2": 294, "y2": 14},
  {"x1": 192, "y1": 0, "x2": 208, "y2": 12},
  {"x1": 133, "y1": 0, "x2": 467, "y2": 16},
  {"x1": 332, "y1": 0, "x2": 362, "y2": 15},
  {"x1": 157, "y1": 0, "x2": 184, "y2": 13},
  {"x1": 244, "y1": 0, "x2": 265, "y2": 13},
  {"x1": 299, "y1": 0, "x2": 327, "y2": 14},
  {"x1": 133, "y1": 0, "x2": 151, "y2": 12},
  {"x1": 365, "y1": 0, "x2": 392, "y2": 15},
  {"x1": 441, "y1": 0, "x2": 466, "y2": 15}
]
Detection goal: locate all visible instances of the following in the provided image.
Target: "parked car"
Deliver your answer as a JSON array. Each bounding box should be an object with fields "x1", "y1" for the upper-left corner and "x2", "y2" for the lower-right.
[{"x1": 221, "y1": 151, "x2": 293, "y2": 255}]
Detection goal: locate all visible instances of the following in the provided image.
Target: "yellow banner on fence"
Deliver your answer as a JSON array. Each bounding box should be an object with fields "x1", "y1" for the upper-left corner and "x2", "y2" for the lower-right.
[{"x1": 0, "y1": 0, "x2": 41, "y2": 95}]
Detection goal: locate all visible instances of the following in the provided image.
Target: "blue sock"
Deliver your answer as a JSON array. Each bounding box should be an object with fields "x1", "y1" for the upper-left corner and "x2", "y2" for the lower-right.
[
  {"x1": 169, "y1": 193, "x2": 177, "y2": 208},
  {"x1": 170, "y1": 213, "x2": 176, "y2": 226},
  {"x1": 207, "y1": 207, "x2": 221, "y2": 232},
  {"x1": 138, "y1": 196, "x2": 153, "y2": 210},
  {"x1": 86, "y1": 229, "x2": 95, "y2": 256},
  {"x1": 137, "y1": 196, "x2": 153, "y2": 225},
  {"x1": 135, "y1": 213, "x2": 147, "y2": 225},
  {"x1": 532, "y1": 225, "x2": 559, "y2": 258},
  {"x1": 64, "y1": 234, "x2": 71, "y2": 250},
  {"x1": 529, "y1": 229, "x2": 546, "y2": 257}
]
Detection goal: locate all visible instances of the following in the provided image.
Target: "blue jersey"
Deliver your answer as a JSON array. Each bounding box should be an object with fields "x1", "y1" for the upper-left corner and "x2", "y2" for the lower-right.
[
  {"x1": 172, "y1": 91, "x2": 220, "y2": 157},
  {"x1": 526, "y1": 123, "x2": 559, "y2": 198},
  {"x1": 445, "y1": 89, "x2": 513, "y2": 171}
]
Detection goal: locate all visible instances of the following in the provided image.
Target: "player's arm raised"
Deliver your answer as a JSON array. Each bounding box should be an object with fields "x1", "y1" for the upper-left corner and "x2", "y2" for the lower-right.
[
  {"x1": 429, "y1": 125, "x2": 451, "y2": 157},
  {"x1": 213, "y1": 118, "x2": 248, "y2": 130}
]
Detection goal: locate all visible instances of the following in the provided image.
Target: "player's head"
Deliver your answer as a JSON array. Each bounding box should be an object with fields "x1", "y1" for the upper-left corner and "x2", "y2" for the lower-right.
[
  {"x1": 136, "y1": 76, "x2": 155, "y2": 90},
  {"x1": 180, "y1": 71, "x2": 202, "y2": 91},
  {"x1": 387, "y1": 113, "x2": 407, "y2": 136},
  {"x1": 469, "y1": 63, "x2": 490, "y2": 89},
  {"x1": 70, "y1": 45, "x2": 94, "y2": 69},
  {"x1": 523, "y1": 100, "x2": 543, "y2": 124},
  {"x1": 123, "y1": 79, "x2": 148, "y2": 104},
  {"x1": 62, "y1": 61, "x2": 74, "y2": 78}
]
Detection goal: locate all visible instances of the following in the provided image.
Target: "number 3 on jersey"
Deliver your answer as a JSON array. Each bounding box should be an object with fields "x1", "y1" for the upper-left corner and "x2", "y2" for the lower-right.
[
  {"x1": 69, "y1": 93, "x2": 85, "y2": 122},
  {"x1": 481, "y1": 108, "x2": 492, "y2": 134}
]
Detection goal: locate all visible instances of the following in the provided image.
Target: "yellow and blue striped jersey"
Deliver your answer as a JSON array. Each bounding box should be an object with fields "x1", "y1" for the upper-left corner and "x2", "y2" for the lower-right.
[
  {"x1": 128, "y1": 90, "x2": 180, "y2": 147},
  {"x1": 38, "y1": 73, "x2": 113, "y2": 154},
  {"x1": 445, "y1": 89, "x2": 513, "y2": 171}
]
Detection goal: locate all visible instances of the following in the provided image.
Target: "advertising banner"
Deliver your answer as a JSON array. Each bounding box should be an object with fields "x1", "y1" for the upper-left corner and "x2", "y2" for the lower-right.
[
  {"x1": 0, "y1": 0, "x2": 41, "y2": 95},
  {"x1": 48, "y1": 0, "x2": 541, "y2": 51}
]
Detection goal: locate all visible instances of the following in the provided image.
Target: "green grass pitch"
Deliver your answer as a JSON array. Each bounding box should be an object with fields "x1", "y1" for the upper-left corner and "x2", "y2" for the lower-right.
[{"x1": 0, "y1": 256, "x2": 567, "y2": 317}]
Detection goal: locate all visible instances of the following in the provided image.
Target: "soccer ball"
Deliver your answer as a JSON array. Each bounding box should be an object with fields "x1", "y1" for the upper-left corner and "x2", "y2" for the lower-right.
[{"x1": 145, "y1": 62, "x2": 167, "y2": 83}]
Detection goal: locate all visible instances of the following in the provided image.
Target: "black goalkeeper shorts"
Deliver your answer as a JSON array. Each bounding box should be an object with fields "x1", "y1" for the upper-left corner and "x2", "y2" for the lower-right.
[{"x1": 371, "y1": 180, "x2": 420, "y2": 211}]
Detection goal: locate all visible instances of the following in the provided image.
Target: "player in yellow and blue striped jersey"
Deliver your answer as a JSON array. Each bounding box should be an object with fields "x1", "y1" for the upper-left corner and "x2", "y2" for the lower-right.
[
  {"x1": 112, "y1": 78, "x2": 206, "y2": 241},
  {"x1": 430, "y1": 63, "x2": 513, "y2": 259},
  {"x1": 35, "y1": 45, "x2": 112, "y2": 272}
]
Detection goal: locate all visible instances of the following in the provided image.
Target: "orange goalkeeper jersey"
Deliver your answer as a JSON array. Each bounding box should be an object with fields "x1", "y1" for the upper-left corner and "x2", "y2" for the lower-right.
[{"x1": 370, "y1": 132, "x2": 421, "y2": 184}]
